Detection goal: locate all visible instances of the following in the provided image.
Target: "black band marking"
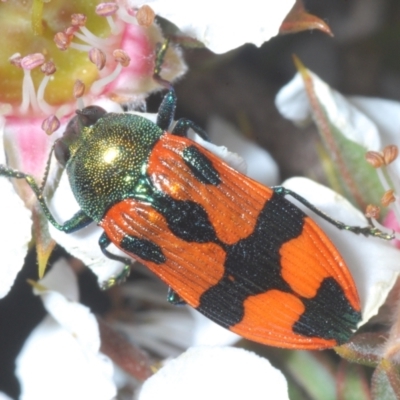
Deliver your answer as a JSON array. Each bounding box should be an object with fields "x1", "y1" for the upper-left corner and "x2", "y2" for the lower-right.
[
  {"x1": 198, "y1": 192, "x2": 305, "y2": 327},
  {"x1": 182, "y1": 145, "x2": 221, "y2": 186},
  {"x1": 120, "y1": 235, "x2": 166, "y2": 264},
  {"x1": 293, "y1": 277, "x2": 361, "y2": 343},
  {"x1": 152, "y1": 194, "x2": 218, "y2": 243}
]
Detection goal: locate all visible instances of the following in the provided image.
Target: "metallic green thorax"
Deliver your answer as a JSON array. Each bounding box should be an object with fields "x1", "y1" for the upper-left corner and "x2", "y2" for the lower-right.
[{"x1": 65, "y1": 113, "x2": 163, "y2": 223}]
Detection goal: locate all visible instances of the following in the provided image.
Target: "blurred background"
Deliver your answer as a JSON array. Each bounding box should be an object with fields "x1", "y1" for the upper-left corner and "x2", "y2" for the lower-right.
[{"x1": 1, "y1": 0, "x2": 400, "y2": 398}]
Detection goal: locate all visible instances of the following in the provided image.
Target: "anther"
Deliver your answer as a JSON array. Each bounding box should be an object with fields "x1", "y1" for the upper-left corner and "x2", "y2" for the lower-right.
[
  {"x1": 365, "y1": 151, "x2": 385, "y2": 168},
  {"x1": 9, "y1": 53, "x2": 22, "y2": 68},
  {"x1": 71, "y1": 13, "x2": 87, "y2": 27},
  {"x1": 113, "y1": 49, "x2": 130, "y2": 67},
  {"x1": 383, "y1": 145, "x2": 399, "y2": 166},
  {"x1": 54, "y1": 31, "x2": 72, "y2": 51},
  {"x1": 96, "y1": 2, "x2": 119, "y2": 17},
  {"x1": 74, "y1": 79, "x2": 86, "y2": 98},
  {"x1": 42, "y1": 115, "x2": 61, "y2": 135},
  {"x1": 89, "y1": 48, "x2": 107, "y2": 70},
  {"x1": 20, "y1": 53, "x2": 45, "y2": 70},
  {"x1": 136, "y1": 5, "x2": 155, "y2": 27},
  {"x1": 41, "y1": 61, "x2": 56, "y2": 76},
  {"x1": 381, "y1": 189, "x2": 396, "y2": 207},
  {"x1": 90, "y1": 50, "x2": 130, "y2": 95},
  {"x1": 365, "y1": 204, "x2": 380, "y2": 219}
]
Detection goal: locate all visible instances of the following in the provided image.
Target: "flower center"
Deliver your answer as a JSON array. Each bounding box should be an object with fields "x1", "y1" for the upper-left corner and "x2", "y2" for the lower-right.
[{"x1": 0, "y1": 1, "x2": 114, "y2": 113}]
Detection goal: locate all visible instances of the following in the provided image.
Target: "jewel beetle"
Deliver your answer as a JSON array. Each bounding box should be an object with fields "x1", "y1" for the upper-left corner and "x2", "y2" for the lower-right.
[{"x1": 0, "y1": 86, "x2": 390, "y2": 350}]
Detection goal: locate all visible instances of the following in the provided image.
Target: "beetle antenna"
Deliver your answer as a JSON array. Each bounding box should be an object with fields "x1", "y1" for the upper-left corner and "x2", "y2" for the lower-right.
[{"x1": 39, "y1": 145, "x2": 55, "y2": 194}]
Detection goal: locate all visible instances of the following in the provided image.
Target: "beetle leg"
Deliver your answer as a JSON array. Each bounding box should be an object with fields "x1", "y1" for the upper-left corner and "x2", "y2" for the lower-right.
[
  {"x1": 155, "y1": 87, "x2": 210, "y2": 141},
  {"x1": 171, "y1": 118, "x2": 209, "y2": 141},
  {"x1": 100, "y1": 265, "x2": 131, "y2": 290},
  {"x1": 98, "y1": 233, "x2": 133, "y2": 289},
  {"x1": 99, "y1": 232, "x2": 133, "y2": 264},
  {"x1": 156, "y1": 88, "x2": 177, "y2": 131},
  {"x1": 155, "y1": 88, "x2": 210, "y2": 140},
  {"x1": 273, "y1": 186, "x2": 394, "y2": 240},
  {"x1": 58, "y1": 210, "x2": 93, "y2": 233},
  {"x1": 0, "y1": 165, "x2": 93, "y2": 232},
  {"x1": 167, "y1": 286, "x2": 186, "y2": 305},
  {"x1": 151, "y1": 39, "x2": 210, "y2": 141},
  {"x1": 153, "y1": 39, "x2": 170, "y2": 84},
  {"x1": 152, "y1": 38, "x2": 180, "y2": 132}
]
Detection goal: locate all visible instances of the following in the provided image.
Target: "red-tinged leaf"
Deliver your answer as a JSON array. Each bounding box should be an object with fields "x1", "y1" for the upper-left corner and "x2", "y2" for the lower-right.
[
  {"x1": 279, "y1": 0, "x2": 333, "y2": 36},
  {"x1": 337, "y1": 360, "x2": 371, "y2": 400},
  {"x1": 98, "y1": 317, "x2": 153, "y2": 381},
  {"x1": 335, "y1": 333, "x2": 387, "y2": 367},
  {"x1": 371, "y1": 359, "x2": 400, "y2": 400},
  {"x1": 292, "y1": 56, "x2": 385, "y2": 212},
  {"x1": 32, "y1": 204, "x2": 56, "y2": 279}
]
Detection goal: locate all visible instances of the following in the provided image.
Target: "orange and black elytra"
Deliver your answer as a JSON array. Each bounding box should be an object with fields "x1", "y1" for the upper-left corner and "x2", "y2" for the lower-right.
[{"x1": 0, "y1": 84, "x2": 390, "y2": 350}]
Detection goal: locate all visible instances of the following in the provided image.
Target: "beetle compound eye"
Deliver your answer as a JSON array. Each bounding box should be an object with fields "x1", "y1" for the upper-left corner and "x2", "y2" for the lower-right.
[
  {"x1": 64, "y1": 115, "x2": 81, "y2": 138},
  {"x1": 76, "y1": 105, "x2": 107, "y2": 126},
  {"x1": 54, "y1": 138, "x2": 71, "y2": 166}
]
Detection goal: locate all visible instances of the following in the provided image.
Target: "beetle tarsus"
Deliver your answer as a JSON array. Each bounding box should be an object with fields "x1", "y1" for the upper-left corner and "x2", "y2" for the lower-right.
[
  {"x1": 100, "y1": 265, "x2": 131, "y2": 290},
  {"x1": 172, "y1": 118, "x2": 209, "y2": 141},
  {"x1": 273, "y1": 186, "x2": 393, "y2": 240}
]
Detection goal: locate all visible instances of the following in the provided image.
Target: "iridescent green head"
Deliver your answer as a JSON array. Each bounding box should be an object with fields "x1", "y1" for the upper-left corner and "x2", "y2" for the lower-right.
[{"x1": 54, "y1": 107, "x2": 163, "y2": 222}]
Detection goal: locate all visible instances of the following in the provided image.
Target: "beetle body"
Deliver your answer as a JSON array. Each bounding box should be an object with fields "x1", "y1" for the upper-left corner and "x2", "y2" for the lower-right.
[
  {"x1": 53, "y1": 91, "x2": 361, "y2": 349},
  {"x1": 1, "y1": 88, "x2": 362, "y2": 349}
]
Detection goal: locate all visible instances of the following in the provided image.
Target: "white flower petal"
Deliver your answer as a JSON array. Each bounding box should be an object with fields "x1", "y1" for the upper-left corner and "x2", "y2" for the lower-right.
[
  {"x1": 117, "y1": 308, "x2": 194, "y2": 358},
  {"x1": 0, "y1": 392, "x2": 13, "y2": 400},
  {"x1": 0, "y1": 116, "x2": 31, "y2": 298},
  {"x1": 16, "y1": 261, "x2": 116, "y2": 400},
  {"x1": 116, "y1": 279, "x2": 239, "y2": 358},
  {"x1": 137, "y1": 347, "x2": 289, "y2": 400},
  {"x1": 347, "y1": 96, "x2": 400, "y2": 177},
  {"x1": 193, "y1": 132, "x2": 248, "y2": 174},
  {"x1": 133, "y1": 111, "x2": 251, "y2": 174},
  {"x1": 93, "y1": 98, "x2": 125, "y2": 114},
  {"x1": 347, "y1": 97, "x2": 400, "y2": 146},
  {"x1": 275, "y1": 72, "x2": 382, "y2": 150},
  {"x1": 49, "y1": 173, "x2": 127, "y2": 286},
  {"x1": 38, "y1": 257, "x2": 79, "y2": 301},
  {"x1": 131, "y1": 0, "x2": 295, "y2": 53},
  {"x1": 189, "y1": 309, "x2": 241, "y2": 346},
  {"x1": 16, "y1": 316, "x2": 116, "y2": 400},
  {"x1": 207, "y1": 116, "x2": 279, "y2": 185},
  {"x1": 36, "y1": 260, "x2": 100, "y2": 350},
  {"x1": 118, "y1": 280, "x2": 203, "y2": 357},
  {"x1": 128, "y1": 111, "x2": 158, "y2": 123},
  {"x1": 282, "y1": 177, "x2": 400, "y2": 324}
]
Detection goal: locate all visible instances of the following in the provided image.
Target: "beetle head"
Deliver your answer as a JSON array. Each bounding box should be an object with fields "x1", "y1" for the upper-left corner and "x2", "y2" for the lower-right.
[{"x1": 54, "y1": 105, "x2": 107, "y2": 166}]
